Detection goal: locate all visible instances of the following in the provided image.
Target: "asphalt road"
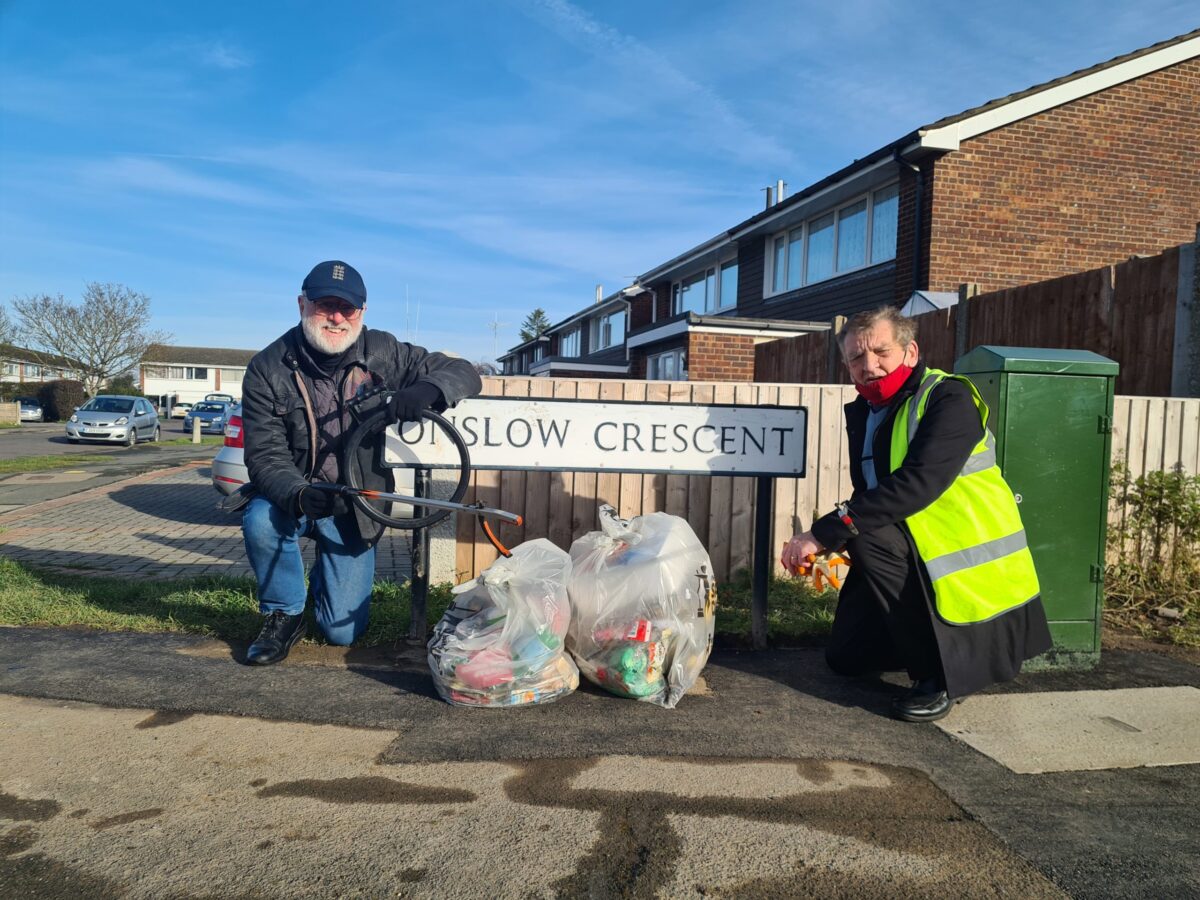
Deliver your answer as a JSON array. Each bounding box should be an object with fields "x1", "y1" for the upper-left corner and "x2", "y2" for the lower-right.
[
  {"x1": 2, "y1": 631, "x2": 1197, "y2": 899},
  {"x1": 0, "y1": 426, "x2": 220, "y2": 513}
]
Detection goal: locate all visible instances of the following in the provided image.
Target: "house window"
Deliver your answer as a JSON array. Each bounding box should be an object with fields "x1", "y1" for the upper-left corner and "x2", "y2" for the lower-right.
[
  {"x1": 220, "y1": 368, "x2": 243, "y2": 384},
  {"x1": 532, "y1": 344, "x2": 546, "y2": 362},
  {"x1": 559, "y1": 328, "x2": 580, "y2": 358},
  {"x1": 26, "y1": 364, "x2": 42, "y2": 378},
  {"x1": 871, "y1": 183, "x2": 899, "y2": 264},
  {"x1": 593, "y1": 309, "x2": 625, "y2": 350},
  {"x1": 3, "y1": 362, "x2": 18, "y2": 377},
  {"x1": 144, "y1": 366, "x2": 167, "y2": 379},
  {"x1": 647, "y1": 348, "x2": 686, "y2": 381},
  {"x1": 673, "y1": 258, "x2": 738, "y2": 315},
  {"x1": 766, "y1": 183, "x2": 899, "y2": 296}
]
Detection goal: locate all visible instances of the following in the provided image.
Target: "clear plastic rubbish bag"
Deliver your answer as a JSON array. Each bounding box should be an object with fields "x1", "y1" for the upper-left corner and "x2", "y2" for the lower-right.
[
  {"x1": 567, "y1": 505, "x2": 717, "y2": 708},
  {"x1": 428, "y1": 538, "x2": 579, "y2": 707}
]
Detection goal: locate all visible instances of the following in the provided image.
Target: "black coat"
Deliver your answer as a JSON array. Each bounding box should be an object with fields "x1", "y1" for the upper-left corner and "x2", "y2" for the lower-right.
[
  {"x1": 242, "y1": 325, "x2": 482, "y2": 546},
  {"x1": 812, "y1": 363, "x2": 1051, "y2": 697}
]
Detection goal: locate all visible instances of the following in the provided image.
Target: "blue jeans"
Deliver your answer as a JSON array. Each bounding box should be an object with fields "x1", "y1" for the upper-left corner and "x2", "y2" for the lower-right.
[{"x1": 242, "y1": 495, "x2": 376, "y2": 645}]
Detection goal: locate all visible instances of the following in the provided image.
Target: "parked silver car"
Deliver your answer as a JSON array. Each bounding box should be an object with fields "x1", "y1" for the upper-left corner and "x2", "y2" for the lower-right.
[
  {"x1": 18, "y1": 398, "x2": 44, "y2": 422},
  {"x1": 65, "y1": 395, "x2": 160, "y2": 446},
  {"x1": 212, "y1": 404, "x2": 249, "y2": 495}
]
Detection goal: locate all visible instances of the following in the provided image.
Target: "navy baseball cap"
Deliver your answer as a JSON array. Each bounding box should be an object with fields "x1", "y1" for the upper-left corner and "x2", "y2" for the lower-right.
[{"x1": 301, "y1": 260, "x2": 367, "y2": 308}]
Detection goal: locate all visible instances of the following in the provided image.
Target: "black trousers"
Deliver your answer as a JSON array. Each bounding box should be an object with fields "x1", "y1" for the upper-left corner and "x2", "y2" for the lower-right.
[{"x1": 825, "y1": 523, "x2": 942, "y2": 684}]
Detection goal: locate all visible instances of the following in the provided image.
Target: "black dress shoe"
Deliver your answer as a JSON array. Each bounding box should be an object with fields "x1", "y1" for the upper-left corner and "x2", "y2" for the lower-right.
[
  {"x1": 891, "y1": 678, "x2": 960, "y2": 723},
  {"x1": 245, "y1": 611, "x2": 306, "y2": 666}
]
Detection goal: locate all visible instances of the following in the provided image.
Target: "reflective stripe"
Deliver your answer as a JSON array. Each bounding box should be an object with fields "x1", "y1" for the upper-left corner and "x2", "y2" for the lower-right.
[
  {"x1": 906, "y1": 373, "x2": 941, "y2": 444},
  {"x1": 960, "y1": 432, "x2": 996, "y2": 475},
  {"x1": 923, "y1": 530, "x2": 1030, "y2": 581},
  {"x1": 945, "y1": 592, "x2": 1041, "y2": 627}
]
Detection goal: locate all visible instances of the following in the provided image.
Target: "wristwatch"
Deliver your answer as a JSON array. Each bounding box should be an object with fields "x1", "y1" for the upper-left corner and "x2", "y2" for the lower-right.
[{"x1": 836, "y1": 501, "x2": 859, "y2": 536}]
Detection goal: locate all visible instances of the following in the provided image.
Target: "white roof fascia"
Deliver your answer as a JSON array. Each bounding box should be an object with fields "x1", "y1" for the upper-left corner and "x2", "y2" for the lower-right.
[
  {"x1": 729, "y1": 156, "x2": 897, "y2": 239},
  {"x1": 917, "y1": 35, "x2": 1200, "y2": 150},
  {"x1": 688, "y1": 324, "x2": 817, "y2": 339},
  {"x1": 626, "y1": 318, "x2": 690, "y2": 349},
  {"x1": 638, "y1": 234, "x2": 731, "y2": 285},
  {"x1": 530, "y1": 361, "x2": 629, "y2": 374}
]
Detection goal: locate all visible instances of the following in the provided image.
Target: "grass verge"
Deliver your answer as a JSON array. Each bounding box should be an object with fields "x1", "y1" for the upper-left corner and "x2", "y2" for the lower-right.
[
  {"x1": 0, "y1": 557, "x2": 834, "y2": 647},
  {"x1": 0, "y1": 454, "x2": 117, "y2": 474}
]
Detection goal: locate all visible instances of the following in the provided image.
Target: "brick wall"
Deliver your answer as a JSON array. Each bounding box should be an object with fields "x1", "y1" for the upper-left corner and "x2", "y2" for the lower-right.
[
  {"x1": 925, "y1": 57, "x2": 1200, "y2": 294},
  {"x1": 687, "y1": 332, "x2": 758, "y2": 381}
]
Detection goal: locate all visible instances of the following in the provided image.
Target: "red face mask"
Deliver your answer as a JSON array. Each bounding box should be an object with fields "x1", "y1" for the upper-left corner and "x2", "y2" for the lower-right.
[{"x1": 855, "y1": 363, "x2": 913, "y2": 406}]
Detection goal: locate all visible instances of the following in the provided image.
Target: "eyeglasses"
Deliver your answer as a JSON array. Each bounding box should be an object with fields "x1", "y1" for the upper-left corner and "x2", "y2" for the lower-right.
[{"x1": 307, "y1": 299, "x2": 362, "y2": 319}]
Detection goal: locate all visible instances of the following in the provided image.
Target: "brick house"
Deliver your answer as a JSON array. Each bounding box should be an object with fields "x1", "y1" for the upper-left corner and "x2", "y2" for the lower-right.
[
  {"x1": 0, "y1": 345, "x2": 80, "y2": 385},
  {"x1": 500, "y1": 29, "x2": 1199, "y2": 383},
  {"x1": 622, "y1": 28, "x2": 1199, "y2": 380}
]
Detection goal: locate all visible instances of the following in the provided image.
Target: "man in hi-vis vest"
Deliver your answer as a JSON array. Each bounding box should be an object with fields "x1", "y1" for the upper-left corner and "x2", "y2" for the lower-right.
[{"x1": 782, "y1": 306, "x2": 1051, "y2": 722}]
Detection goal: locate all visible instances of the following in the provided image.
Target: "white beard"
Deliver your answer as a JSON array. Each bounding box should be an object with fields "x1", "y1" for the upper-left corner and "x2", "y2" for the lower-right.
[{"x1": 301, "y1": 312, "x2": 363, "y2": 354}]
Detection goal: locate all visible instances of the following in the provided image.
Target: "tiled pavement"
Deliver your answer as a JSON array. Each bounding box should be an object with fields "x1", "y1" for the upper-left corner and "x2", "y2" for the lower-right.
[{"x1": 0, "y1": 461, "x2": 413, "y2": 581}]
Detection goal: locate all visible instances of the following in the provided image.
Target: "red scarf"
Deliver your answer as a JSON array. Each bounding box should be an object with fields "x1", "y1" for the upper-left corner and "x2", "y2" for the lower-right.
[{"x1": 855, "y1": 364, "x2": 913, "y2": 406}]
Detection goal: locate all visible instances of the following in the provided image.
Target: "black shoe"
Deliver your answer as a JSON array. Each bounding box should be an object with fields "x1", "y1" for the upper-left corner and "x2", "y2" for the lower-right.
[
  {"x1": 245, "y1": 611, "x2": 306, "y2": 666},
  {"x1": 891, "y1": 678, "x2": 960, "y2": 723}
]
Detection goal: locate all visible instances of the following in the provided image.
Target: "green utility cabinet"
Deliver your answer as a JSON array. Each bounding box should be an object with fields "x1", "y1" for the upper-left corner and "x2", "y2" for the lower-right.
[{"x1": 954, "y1": 347, "x2": 1119, "y2": 669}]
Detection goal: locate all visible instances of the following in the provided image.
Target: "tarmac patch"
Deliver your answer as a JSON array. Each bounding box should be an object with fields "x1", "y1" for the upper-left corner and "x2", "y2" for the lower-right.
[
  {"x1": 937, "y1": 685, "x2": 1200, "y2": 773},
  {"x1": 256, "y1": 776, "x2": 476, "y2": 805},
  {"x1": 2, "y1": 472, "x2": 97, "y2": 484}
]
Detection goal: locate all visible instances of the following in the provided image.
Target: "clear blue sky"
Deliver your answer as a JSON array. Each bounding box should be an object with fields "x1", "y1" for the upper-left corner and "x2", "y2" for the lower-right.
[{"x1": 0, "y1": 1, "x2": 1192, "y2": 364}]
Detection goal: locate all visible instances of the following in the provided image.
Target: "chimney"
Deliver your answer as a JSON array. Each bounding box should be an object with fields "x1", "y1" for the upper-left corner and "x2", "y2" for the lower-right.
[
  {"x1": 776, "y1": 179, "x2": 787, "y2": 204},
  {"x1": 762, "y1": 185, "x2": 773, "y2": 210},
  {"x1": 595, "y1": 284, "x2": 603, "y2": 304}
]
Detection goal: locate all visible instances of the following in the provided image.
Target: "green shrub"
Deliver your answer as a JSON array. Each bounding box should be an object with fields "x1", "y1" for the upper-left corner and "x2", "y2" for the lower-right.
[
  {"x1": 1106, "y1": 461, "x2": 1200, "y2": 641},
  {"x1": 37, "y1": 380, "x2": 86, "y2": 422}
]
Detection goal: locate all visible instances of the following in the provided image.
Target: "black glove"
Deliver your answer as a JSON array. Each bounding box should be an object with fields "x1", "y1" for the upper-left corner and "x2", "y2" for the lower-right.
[
  {"x1": 295, "y1": 483, "x2": 350, "y2": 519},
  {"x1": 387, "y1": 381, "x2": 443, "y2": 424}
]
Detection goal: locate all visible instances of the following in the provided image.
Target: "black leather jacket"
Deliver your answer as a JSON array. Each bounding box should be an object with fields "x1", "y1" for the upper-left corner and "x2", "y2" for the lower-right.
[{"x1": 242, "y1": 325, "x2": 482, "y2": 545}]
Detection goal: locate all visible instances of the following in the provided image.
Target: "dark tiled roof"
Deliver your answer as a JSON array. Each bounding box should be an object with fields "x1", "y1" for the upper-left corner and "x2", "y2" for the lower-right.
[
  {"x1": 922, "y1": 27, "x2": 1200, "y2": 132},
  {"x1": 143, "y1": 344, "x2": 257, "y2": 367},
  {"x1": 724, "y1": 28, "x2": 1200, "y2": 239},
  {"x1": 0, "y1": 343, "x2": 81, "y2": 369}
]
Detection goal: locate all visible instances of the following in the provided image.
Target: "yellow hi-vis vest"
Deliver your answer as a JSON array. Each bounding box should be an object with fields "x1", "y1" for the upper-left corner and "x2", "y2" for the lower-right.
[{"x1": 889, "y1": 368, "x2": 1040, "y2": 625}]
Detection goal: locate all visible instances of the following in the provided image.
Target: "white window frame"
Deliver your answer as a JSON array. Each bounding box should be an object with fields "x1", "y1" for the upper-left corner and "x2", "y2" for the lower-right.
[
  {"x1": 646, "y1": 348, "x2": 687, "y2": 381},
  {"x1": 671, "y1": 256, "x2": 738, "y2": 315},
  {"x1": 592, "y1": 309, "x2": 625, "y2": 351},
  {"x1": 559, "y1": 327, "x2": 580, "y2": 358},
  {"x1": 763, "y1": 182, "x2": 899, "y2": 298},
  {"x1": 220, "y1": 368, "x2": 244, "y2": 384}
]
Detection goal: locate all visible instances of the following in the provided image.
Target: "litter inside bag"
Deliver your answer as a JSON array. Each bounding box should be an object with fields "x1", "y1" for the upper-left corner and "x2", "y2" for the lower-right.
[
  {"x1": 567, "y1": 505, "x2": 717, "y2": 708},
  {"x1": 428, "y1": 538, "x2": 578, "y2": 707}
]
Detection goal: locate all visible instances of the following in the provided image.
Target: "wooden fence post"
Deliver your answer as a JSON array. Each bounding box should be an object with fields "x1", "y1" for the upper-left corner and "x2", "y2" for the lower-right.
[
  {"x1": 825, "y1": 315, "x2": 846, "y2": 382},
  {"x1": 1170, "y1": 232, "x2": 1199, "y2": 398},
  {"x1": 954, "y1": 283, "x2": 980, "y2": 361}
]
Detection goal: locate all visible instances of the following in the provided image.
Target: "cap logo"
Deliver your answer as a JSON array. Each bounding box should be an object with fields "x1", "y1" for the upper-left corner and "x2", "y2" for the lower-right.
[{"x1": 331, "y1": 264, "x2": 345, "y2": 280}]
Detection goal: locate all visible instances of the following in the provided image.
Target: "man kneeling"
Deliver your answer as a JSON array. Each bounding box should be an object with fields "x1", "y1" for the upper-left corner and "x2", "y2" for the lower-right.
[
  {"x1": 239, "y1": 260, "x2": 481, "y2": 665},
  {"x1": 782, "y1": 306, "x2": 1051, "y2": 722}
]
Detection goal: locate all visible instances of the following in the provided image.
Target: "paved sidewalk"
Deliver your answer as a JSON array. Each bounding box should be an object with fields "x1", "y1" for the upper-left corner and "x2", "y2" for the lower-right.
[{"x1": 0, "y1": 461, "x2": 413, "y2": 581}]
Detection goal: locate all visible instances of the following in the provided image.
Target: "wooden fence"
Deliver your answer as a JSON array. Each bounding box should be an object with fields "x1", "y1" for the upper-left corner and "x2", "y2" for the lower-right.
[
  {"x1": 755, "y1": 245, "x2": 1187, "y2": 396},
  {"x1": 450, "y1": 377, "x2": 1200, "y2": 582}
]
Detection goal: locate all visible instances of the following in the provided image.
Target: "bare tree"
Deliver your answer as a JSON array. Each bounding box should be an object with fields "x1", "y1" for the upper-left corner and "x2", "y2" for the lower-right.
[
  {"x1": 473, "y1": 360, "x2": 499, "y2": 376},
  {"x1": 12, "y1": 283, "x2": 172, "y2": 396},
  {"x1": 0, "y1": 304, "x2": 14, "y2": 347}
]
